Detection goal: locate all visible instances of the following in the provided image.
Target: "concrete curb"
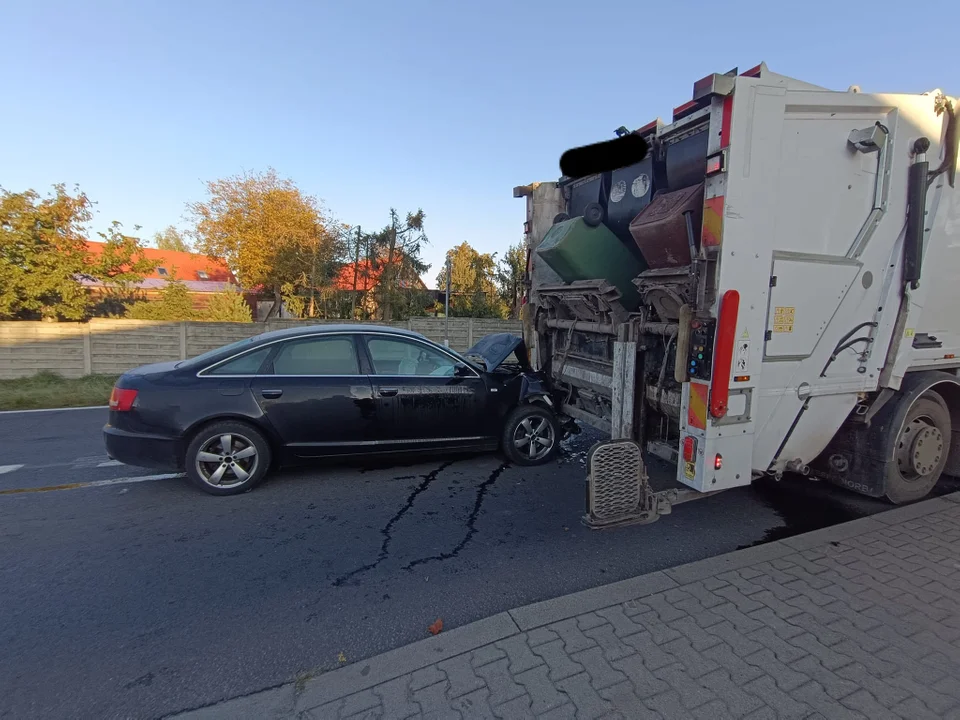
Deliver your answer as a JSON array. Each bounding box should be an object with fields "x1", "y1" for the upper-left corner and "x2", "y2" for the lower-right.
[{"x1": 168, "y1": 490, "x2": 960, "y2": 719}]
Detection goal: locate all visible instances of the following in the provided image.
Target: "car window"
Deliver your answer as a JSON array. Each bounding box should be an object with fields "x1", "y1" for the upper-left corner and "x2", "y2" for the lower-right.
[
  {"x1": 366, "y1": 337, "x2": 460, "y2": 376},
  {"x1": 205, "y1": 346, "x2": 272, "y2": 376},
  {"x1": 272, "y1": 337, "x2": 360, "y2": 376}
]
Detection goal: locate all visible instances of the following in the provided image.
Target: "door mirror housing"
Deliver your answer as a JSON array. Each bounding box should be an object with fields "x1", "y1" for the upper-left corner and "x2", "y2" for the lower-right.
[{"x1": 454, "y1": 363, "x2": 474, "y2": 377}]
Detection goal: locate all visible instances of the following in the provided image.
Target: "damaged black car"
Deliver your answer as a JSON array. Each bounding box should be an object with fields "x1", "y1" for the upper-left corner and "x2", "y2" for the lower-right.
[{"x1": 103, "y1": 324, "x2": 573, "y2": 495}]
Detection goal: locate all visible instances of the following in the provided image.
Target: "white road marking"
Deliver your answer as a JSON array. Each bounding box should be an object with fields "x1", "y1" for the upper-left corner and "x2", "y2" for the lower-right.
[
  {"x1": 97, "y1": 460, "x2": 125, "y2": 467},
  {"x1": 0, "y1": 405, "x2": 108, "y2": 415},
  {"x1": 0, "y1": 464, "x2": 25, "y2": 475},
  {"x1": 0, "y1": 473, "x2": 183, "y2": 495}
]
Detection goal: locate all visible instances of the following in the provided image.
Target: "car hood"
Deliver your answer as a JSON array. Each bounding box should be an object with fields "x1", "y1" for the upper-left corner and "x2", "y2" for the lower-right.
[{"x1": 464, "y1": 333, "x2": 530, "y2": 372}]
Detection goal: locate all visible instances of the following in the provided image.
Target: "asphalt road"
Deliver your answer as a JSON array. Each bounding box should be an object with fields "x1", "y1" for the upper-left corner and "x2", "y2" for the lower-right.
[{"x1": 2, "y1": 407, "x2": 957, "y2": 720}]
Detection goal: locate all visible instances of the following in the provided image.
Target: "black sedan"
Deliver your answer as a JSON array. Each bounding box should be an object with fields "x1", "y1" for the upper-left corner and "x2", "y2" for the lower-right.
[{"x1": 103, "y1": 324, "x2": 572, "y2": 495}]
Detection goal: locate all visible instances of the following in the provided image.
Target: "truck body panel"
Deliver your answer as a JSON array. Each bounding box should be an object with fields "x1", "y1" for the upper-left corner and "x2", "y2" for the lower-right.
[{"x1": 516, "y1": 62, "x2": 958, "y2": 506}]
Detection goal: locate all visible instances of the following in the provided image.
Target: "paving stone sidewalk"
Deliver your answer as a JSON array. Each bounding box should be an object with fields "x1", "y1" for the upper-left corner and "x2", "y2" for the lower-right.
[{"x1": 173, "y1": 492, "x2": 960, "y2": 720}]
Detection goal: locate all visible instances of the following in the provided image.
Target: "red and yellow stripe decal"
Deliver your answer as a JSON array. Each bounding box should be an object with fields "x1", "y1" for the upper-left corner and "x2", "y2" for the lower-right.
[
  {"x1": 702, "y1": 196, "x2": 724, "y2": 248},
  {"x1": 687, "y1": 381, "x2": 709, "y2": 430}
]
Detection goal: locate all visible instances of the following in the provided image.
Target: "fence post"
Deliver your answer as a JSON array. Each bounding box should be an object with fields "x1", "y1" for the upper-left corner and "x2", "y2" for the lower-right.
[
  {"x1": 467, "y1": 318, "x2": 474, "y2": 348},
  {"x1": 82, "y1": 326, "x2": 92, "y2": 376},
  {"x1": 408, "y1": 318, "x2": 413, "y2": 330},
  {"x1": 179, "y1": 322, "x2": 187, "y2": 360}
]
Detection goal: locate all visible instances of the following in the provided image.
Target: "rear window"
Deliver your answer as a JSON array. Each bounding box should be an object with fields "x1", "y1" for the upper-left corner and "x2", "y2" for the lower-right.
[{"x1": 205, "y1": 346, "x2": 272, "y2": 376}]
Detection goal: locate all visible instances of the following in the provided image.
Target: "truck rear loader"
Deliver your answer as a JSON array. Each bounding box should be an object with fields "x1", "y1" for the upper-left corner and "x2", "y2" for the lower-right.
[{"x1": 514, "y1": 62, "x2": 959, "y2": 527}]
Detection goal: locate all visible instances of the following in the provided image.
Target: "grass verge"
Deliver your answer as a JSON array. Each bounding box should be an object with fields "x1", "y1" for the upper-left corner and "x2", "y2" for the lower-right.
[{"x1": 0, "y1": 371, "x2": 120, "y2": 411}]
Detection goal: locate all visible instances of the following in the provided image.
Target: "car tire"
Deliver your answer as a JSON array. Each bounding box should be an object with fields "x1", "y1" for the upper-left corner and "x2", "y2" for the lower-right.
[
  {"x1": 501, "y1": 403, "x2": 561, "y2": 466},
  {"x1": 184, "y1": 420, "x2": 272, "y2": 496},
  {"x1": 553, "y1": 212, "x2": 571, "y2": 225}
]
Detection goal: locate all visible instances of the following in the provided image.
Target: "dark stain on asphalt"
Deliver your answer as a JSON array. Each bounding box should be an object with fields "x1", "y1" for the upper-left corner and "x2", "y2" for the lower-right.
[
  {"x1": 331, "y1": 461, "x2": 455, "y2": 587},
  {"x1": 737, "y1": 476, "x2": 865, "y2": 549},
  {"x1": 124, "y1": 672, "x2": 154, "y2": 690},
  {"x1": 403, "y1": 462, "x2": 510, "y2": 571}
]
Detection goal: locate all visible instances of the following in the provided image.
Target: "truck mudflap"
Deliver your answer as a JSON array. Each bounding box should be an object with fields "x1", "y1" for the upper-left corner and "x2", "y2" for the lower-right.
[{"x1": 583, "y1": 438, "x2": 720, "y2": 528}]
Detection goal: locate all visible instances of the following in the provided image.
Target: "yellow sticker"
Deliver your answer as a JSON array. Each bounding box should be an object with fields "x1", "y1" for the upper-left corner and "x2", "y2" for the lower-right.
[
  {"x1": 684, "y1": 461, "x2": 696, "y2": 479},
  {"x1": 773, "y1": 323, "x2": 794, "y2": 333},
  {"x1": 905, "y1": 328, "x2": 915, "y2": 338}
]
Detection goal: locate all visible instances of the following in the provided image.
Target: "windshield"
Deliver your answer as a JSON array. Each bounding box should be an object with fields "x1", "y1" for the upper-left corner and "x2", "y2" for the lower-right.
[{"x1": 175, "y1": 335, "x2": 263, "y2": 368}]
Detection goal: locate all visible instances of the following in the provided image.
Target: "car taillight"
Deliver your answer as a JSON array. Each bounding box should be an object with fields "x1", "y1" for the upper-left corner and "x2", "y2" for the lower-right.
[{"x1": 109, "y1": 387, "x2": 138, "y2": 412}]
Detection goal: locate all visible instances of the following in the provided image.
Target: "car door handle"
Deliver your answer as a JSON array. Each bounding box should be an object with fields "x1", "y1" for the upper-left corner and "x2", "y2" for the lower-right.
[
  {"x1": 379, "y1": 387, "x2": 399, "y2": 397},
  {"x1": 260, "y1": 389, "x2": 283, "y2": 399}
]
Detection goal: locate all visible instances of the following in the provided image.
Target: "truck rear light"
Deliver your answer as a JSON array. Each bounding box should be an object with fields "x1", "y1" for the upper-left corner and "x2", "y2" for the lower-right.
[
  {"x1": 714, "y1": 454, "x2": 723, "y2": 470},
  {"x1": 109, "y1": 387, "x2": 138, "y2": 412},
  {"x1": 683, "y1": 436, "x2": 697, "y2": 463},
  {"x1": 706, "y1": 152, "x2": 725, "y2": 175}
]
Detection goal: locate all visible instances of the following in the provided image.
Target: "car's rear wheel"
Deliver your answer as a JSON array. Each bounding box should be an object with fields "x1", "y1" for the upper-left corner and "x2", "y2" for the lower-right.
[
  {"x1": 184, "y1": 420, "x2": 272, "y2": 496},
  {"x1": 502, "y1": 404, "x2": 560, "y2": 466}
]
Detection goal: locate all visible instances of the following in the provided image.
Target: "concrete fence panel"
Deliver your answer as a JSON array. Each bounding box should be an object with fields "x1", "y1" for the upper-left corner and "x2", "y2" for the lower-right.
[{"x1": 0, "y1": 317, "x2": 524, "y2": 379}]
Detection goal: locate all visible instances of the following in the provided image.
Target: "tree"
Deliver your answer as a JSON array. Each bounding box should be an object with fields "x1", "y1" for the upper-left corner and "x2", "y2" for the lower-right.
[
  {"x1": 154, "y1": 225, "x2": 191, "y2": 253},
  {"x1": 0, "y1": 184, "x2": 154, "y2": 320},
  {"x1": 369, "y1": 208, "x2": 431, "y2": 321},
  {"x1": 497, "y1": 241, "x2": 526, "y2": 319},
  {"x1": 204, "y1": 286, "x2": 253, "y2": 322},
  {"x1": 186, "y1": 168, "x2": 340, "y2": 317},
  {"x1": 437, "y1": 241, "x2": 507, "y2": 318},
  {"x1": 127, "y1": 277, "x2": 197, "y2": 321}
]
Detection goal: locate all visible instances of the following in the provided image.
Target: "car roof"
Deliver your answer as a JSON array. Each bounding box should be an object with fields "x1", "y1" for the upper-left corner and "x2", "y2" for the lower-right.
[{"x1": 252, "y1": 323, "x2": 428, "y2": 343}]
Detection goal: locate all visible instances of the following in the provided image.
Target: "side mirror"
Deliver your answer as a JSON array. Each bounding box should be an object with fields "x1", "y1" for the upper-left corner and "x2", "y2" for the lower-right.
[{"x1": 454, "y1": 364, "x2": 473, "y2": 377}]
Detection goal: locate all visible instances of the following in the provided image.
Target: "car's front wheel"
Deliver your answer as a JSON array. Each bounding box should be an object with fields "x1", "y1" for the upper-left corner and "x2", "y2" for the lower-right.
[
  {"x1": 502, "y1": 404, "x2": 560, "y2": 466},
  {"x1": 184, "y1": 421, "x2": 272, "y2": 496}
]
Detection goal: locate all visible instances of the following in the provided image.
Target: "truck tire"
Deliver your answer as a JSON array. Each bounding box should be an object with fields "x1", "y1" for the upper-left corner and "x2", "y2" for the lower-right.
[
  {"x1": 553, "y1": 212, "x2": 570, "y2": 225},
  {"x1": 882, "y1": 391, "x2": 951, "y2": 504}
]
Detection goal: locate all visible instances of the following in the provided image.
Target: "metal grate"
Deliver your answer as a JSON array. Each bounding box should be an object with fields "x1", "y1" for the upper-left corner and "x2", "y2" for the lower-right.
[{"x1": 585, "y1": 439, "x2": 648, "y2": 524}]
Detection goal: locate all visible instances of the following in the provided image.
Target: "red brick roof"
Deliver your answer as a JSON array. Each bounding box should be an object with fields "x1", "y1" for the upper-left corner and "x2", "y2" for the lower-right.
[
  {"x1": 84, "y1": 241, "x2": 238, "y2": 284},
  {"x1": 333, "y1": 258, "x2": 427, "y2": 292}
]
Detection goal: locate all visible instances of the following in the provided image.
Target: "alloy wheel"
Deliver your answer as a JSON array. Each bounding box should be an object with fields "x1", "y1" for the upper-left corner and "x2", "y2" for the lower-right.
[
  {"x1": 195, "y1": 432, "x2": 259, "y2": 489},
  {"x1": 513, "y1": 416, "x2": 556, "y2": 462}
]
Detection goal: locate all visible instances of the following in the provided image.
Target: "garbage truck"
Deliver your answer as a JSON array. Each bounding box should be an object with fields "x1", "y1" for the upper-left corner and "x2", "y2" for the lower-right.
[{"x1": 514, "y1": 62, "x2": 959, "y2": 527}]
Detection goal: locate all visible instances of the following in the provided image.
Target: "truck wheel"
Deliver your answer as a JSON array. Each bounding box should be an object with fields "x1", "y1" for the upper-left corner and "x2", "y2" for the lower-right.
[
  {"x1": 583, "y1": 202, "x2": 605, "y2": 227},
  {"x1": 501, "y1": 404, "x2": 561, "y2": 466},
  {"x1": 882, "y1": 392, "x2": 951, "y2": 504},
  {"x1": 553, "y1": 212, "x2": 570, "y2": 225}
]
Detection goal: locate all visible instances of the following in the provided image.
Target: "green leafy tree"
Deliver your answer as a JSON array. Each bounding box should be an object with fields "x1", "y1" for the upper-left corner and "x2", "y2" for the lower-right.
[
  {"x1": 0, "y1": 184, "x2": 154, "y2": 320},
  {"x1": 203, "y1": 286, "x2": 252, "y2": 322},
  {"x1": 186, "y1": 168, "x2": 342, "y2": 318},
  {"x1": 154, "y1": 225, "x2": 191, "y2": 253},
  {"x1": 369, "y1": 208, "x2": 430, "y2": 321},
  {"x1": 127, "y1": 277, "x2": 197, "y2": 321},
  {"x1": 437, "y1": 241, "x2": 507, "y2": 318},
  {"x1": 497, "y1": 241, "x2": 526, "y2": 319}
]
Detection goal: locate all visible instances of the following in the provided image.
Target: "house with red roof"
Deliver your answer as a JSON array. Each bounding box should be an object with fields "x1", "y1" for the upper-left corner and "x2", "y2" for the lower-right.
[{"x1": 81, "y1": 241, "x2": 258, "y2": 314}]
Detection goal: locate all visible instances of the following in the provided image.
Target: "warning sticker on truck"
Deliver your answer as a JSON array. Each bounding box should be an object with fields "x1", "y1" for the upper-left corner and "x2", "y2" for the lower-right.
[
  {"x1": 735, "y1": 340, "x2": 750, "y2": 372},
  {"x1": 772, "y1": 306, "x2": 795, "y2": 333},
  {"x1": 684, "y1": 461, "x2": 696, "y2": 479}
]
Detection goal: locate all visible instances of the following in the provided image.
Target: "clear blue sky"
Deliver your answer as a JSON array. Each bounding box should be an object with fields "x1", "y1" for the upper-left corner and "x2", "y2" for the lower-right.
[{"x1": 2, "y1": 0, "x2": 954, "y2": 287}]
